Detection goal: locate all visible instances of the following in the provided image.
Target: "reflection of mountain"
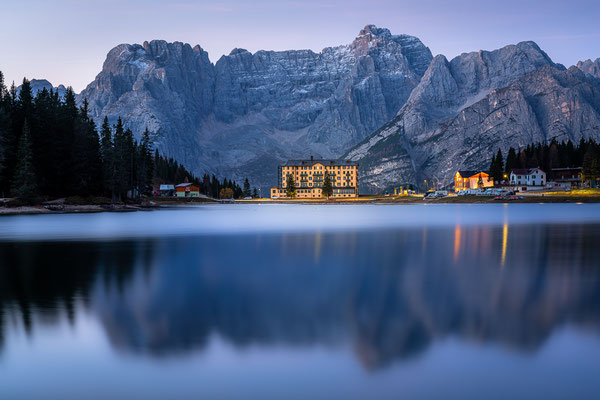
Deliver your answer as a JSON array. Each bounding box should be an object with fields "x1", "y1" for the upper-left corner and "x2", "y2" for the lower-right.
[{"x1": 2, "y1": 225, "x2": 600, "y2": 369}]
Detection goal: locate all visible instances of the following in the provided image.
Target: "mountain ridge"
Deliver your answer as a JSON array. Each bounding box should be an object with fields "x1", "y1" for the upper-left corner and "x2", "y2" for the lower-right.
[
  {"x1": 78, "y1": 25, "x2": 433, "y2": 187},
  {"x1": 75, "y1": 27, "x2": 599, "y2": 192}
]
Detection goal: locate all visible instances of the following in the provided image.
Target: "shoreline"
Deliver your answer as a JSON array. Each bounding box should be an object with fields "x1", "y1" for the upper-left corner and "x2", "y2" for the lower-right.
[{"x1": 1, "y1": 194, "x2": 600, "y2": 216}]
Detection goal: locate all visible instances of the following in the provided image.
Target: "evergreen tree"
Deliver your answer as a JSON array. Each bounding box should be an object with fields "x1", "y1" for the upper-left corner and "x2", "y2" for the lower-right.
[
  {"x1": 100, "y1": 117, "x2": 115, "y2": 199},
  {"x1": 17, "y1": 78, "x2": 33, "y2": 121},
  {"x1": 112, "y1": 118, "x2": 129, "y2": 200},
  {"x1": 11, "y1": 120, "x2": 37, "y2": 199},
  {"x1": 549, "y1": 141, "x2": 559, "y2": 171},
  {"x1": 211, "y1": 175, "x2": 220, "y2": 197},
  {"x1": 0, "y1": 82, "x2": 10, "y2": 195},
  {"x1": 286, "y1": 174, "x2": 296, "y2": 198},
  {"x1": 322, "y1": 171, "x2": 333, "y2": 198},
  {"x1": 495, "y1": 149, "x2": 504, "y2": 182},
  {"x1": 477, "y1": 174, "x2": 484, "y2": 189},
  {"x1": 136, "y1": 128, "x2": 154, "y2": 196},
  {"x1": 505, "y1": 147, "x2": 518, "y2": 174},
  {"x1": 252, "y1": 188, "x2": 258, "y2": 198},
  {"x1": 202, "y1": 174, "x2": 211, "y2": 196},
  {"x1": 488, "y1": 153, "x2": 496, "y2": 182},
  {"x1": 582, "y1": 144, "x2": 600, "y2": 187},
  {"x1": 243, "y1": 177, "x2": 251, "y2": 197}
]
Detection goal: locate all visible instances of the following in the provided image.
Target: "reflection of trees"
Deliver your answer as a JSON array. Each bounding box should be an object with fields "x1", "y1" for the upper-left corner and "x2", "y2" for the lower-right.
[
  {"x1": 2, "y1": 225, "x2": 600, "y2": 370},
  {"x1": 0, "y1": 241, "x2": 140, "y2": 351}
]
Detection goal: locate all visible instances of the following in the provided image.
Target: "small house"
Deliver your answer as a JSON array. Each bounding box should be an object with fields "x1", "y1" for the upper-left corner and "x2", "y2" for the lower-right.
[
  {"x1": 548, "y1": 167, "x2": 582, "y2": 189},
  {"x1": 509, "y1": 168, "x2": 546, "y2": 190},
  {"x1": 176, "y1": 182, "x2": 200, "y2": 197}
]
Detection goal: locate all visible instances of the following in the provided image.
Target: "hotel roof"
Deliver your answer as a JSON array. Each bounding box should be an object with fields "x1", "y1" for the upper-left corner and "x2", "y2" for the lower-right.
[
  {"x1": 282, "y1": 159, "x2": 358, "y2": 166},
  {"x1": 457, "y1": 170, "x2": 488, "y2": 178}
]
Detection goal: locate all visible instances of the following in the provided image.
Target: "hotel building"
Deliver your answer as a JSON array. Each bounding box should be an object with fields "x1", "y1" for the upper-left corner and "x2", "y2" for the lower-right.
[
  {"x1": 270, "y1": 157, "x2": 359, "y2": 198},
  {"x1": 454, "y1": 170, "x2": 494, "y2": 191}
]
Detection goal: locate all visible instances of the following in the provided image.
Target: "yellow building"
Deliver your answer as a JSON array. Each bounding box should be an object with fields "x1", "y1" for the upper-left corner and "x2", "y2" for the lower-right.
[
  {"x1": 454, "y1": 170, "x2": 494, "y2": 191},
  {"x1": 270, "y1": 157, "x2": 359, "y2": 199}
]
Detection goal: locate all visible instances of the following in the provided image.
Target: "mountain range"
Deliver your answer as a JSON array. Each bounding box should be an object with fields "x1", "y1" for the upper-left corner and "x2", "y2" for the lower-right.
[{"x1": 69, "y1": 26, "x2": 600, "y2": 192}]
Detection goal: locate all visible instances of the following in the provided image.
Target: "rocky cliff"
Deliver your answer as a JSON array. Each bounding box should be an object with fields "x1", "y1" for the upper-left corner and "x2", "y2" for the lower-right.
[
  {"x1": 79, "y1": 27, "x2": 600, "y2": 192},
  {"x1": 577, "y1": 58, "x2": 600, "y2": 79},
  {"x1": 346, "y1": 44, "x2": 600, "y2": 192},
  {"x1": 79, "y1": 25, "x2": 432, "y2": 187}
]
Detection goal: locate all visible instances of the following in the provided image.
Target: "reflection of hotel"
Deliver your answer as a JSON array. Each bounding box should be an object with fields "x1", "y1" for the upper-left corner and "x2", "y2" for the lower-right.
[{"x1": 270, "y1": 157, "x2": 359, "y2": 198}]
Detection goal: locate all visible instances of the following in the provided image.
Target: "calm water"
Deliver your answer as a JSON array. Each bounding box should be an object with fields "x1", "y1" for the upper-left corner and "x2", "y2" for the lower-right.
[{"x1": 1, "y1": 204, "x2": 600, "y2": 399}]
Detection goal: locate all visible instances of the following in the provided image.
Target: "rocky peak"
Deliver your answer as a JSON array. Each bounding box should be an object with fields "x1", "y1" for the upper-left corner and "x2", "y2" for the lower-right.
[
  {"x1": 577, "y1": 58, "x2": 600, "y2": 79},
  {"x1": 350, "y1": 25, "x2": 432, "y2": 76},
  {"x1": 357, "y1": 24, "x2": 392, "y2": 38}
]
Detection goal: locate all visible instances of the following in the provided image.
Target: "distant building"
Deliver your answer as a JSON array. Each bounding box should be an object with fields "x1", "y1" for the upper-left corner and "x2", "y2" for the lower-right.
[
  {"x1": 176, "y1": 182, "x2": 200, "y2": 197},
  {"x1": 158, "y1": 184, "x2": 175, "y2": 196},
  {"x1": 454, "y1": 171, "x2": 494, "y2": 191},
  {"x1": 509, "y1": 168, "x2": 546, "y2": 189},
  {"x1": 270, "y1": 157, "x2": 358, "y2": 198},
  {"x1": 548, "y1": 167, "x2": 582, "y2": 189}
]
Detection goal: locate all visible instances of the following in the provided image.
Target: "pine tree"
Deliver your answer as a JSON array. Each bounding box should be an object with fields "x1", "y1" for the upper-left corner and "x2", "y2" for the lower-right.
[
  {"x1": 211, "y1": 175, "x2": 220, "y2": 197},
  {"x1": 322, "y1": 171, "x2": 333, "y2": 198},
  {"x1": 100, "y1": 117, "x2": 115, "y2": 199},
  {"x1": 243, "y1": 177, "x2": 251, "y2": 197},
  {"x1": 495, "y1": 149, "x2": 504, "y2": 182},
  {"x1": 252, "y1": 188, "x2": 258, "y2": 198},
  {"x1": 202, "y1": 174, "x2": 211, "y2": 196},
  {"x1": 112, "y1": 118, "x2": 128, "y2": 200},
  {"x1": 11, "y1": 120, "x2": 37, "y2": 199},
  {"x1": 137, "y1": 128, "x2": 154, "y2": 196},
  {"x1": 504, "y1": 147, "x2": 517, "y2": 174},
  {"x1": 0, "y1": 81, "x2": 10, "y2": 195},
  {"x1": 582, "y1": 145, "x2": 599, "y2": 187},
  {"x1": 489, "y1": 153, "x2": 496, "y2": 182},
  {"x1": 477, "y1": 174, "x2": 484, "y2": 189},
  {"x1": 286, "y1": 174, "x2": 296, "y2": 198}
]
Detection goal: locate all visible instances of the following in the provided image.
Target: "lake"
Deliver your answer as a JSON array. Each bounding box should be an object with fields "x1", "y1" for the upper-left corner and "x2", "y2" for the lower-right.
[{"x1": 1, "y1": 204, "x2": 600, "y2": 399}]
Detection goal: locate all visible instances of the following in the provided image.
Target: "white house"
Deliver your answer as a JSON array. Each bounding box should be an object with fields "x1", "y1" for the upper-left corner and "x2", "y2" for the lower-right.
[{"x1": 509, "y1": 168, "x2": 546, "y2": 189}]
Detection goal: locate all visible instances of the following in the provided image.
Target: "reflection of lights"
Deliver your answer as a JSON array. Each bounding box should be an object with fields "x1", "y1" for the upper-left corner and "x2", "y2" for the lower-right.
[
  {"x1": 454, "y1": 225, "x2": 461, "y2": 262},
  {"x1": 501, "y1": 222, "x2": 508, "y2": 267},
  {"x1": 314, "y1": 231, "x2": 322, "y2": 263}
]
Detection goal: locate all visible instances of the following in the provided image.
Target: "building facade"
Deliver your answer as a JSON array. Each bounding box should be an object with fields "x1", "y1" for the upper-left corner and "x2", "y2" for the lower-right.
[
  {"x1": 271, "y1": 157, "x2": 359, "y2": 198},
  {"x1": 454, "y1": 171, "x2": 494, "y2": 191},
  {"x1": 176, "y1": 182, "x2": 200, "y2": 197},
  {"x1": 548, "y1": 167, "x2": 582, "y2": 189},
  {"x1": 509, "y1": 168, "x2": 546, "y2": 189}
]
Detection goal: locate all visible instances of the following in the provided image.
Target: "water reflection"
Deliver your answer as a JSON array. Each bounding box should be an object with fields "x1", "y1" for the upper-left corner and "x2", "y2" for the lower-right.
[{"x1": 1, "y1": 223, "x2": 600, "y2": 370}]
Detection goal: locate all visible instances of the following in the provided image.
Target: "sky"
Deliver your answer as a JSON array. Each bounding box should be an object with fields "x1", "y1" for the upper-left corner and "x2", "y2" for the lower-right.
[{"x1": 1, "y1": 0, "x2": 599, "y2": 92}]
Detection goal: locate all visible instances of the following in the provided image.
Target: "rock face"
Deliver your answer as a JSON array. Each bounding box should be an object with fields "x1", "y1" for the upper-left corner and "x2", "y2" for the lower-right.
[
  {"x1": 78, "y1": 26, "x2": 432, "y2": 186},
  {"x1": 79, "y1": 28, "x2": 600, "y2": 193},
  {"x1": 577, "y1": 58, "x2": 600, "y2": 79},
  {"x1": 346, "y1": 44, "x2": 600, "y2": 192}
]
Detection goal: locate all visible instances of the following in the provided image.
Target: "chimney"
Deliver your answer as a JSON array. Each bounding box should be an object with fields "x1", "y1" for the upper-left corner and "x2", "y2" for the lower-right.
[{"x1": 310, "y1": 155, "x2": 313, "y2": 161}]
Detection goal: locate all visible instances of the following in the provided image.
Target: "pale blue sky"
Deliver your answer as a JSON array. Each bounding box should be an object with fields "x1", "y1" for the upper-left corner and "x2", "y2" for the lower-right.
[{"x1": 1, "y1": 0, "x2": 599, "y2": 92}]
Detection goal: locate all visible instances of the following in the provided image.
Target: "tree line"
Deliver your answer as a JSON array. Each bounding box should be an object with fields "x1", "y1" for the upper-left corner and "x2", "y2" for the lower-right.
[
  {"x1": 488, "y1": 139, "x2": 600, "y2": 185},
  {"x1": 0, "y1": 74, "x2": 256, "y2": 200}
]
